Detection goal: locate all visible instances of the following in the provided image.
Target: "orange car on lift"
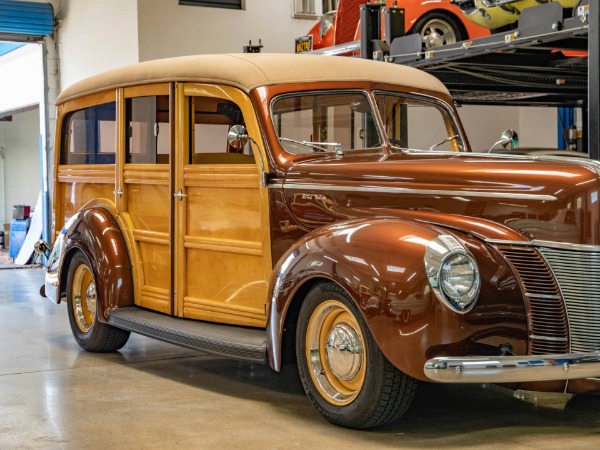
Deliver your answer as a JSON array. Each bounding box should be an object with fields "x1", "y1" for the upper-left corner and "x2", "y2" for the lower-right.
[{"x1": 299, "y1": 0, "x2": 490, "y2": 52}]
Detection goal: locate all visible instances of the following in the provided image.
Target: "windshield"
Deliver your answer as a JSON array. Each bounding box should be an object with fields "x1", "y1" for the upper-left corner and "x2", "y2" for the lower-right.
[
  {"x1": 374, "y1": 92, "x2": 464, "y2": 152},
  {"x1": 271, "y1": 91, "x2": 381, "y2": 155}
]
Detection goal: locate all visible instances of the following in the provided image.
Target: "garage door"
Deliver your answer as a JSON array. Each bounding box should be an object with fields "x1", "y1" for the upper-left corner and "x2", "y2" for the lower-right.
[{"x1": 0, "y1": 0, "x2": 53, "y2": 42}]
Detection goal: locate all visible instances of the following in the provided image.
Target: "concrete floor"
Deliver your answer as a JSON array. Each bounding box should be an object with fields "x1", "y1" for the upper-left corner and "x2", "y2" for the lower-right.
[{"x1": 1, "y1": 268, "x2": 600, "y2": 449}]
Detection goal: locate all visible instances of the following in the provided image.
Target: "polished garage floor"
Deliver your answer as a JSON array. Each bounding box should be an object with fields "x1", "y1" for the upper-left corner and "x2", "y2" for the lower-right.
[{"x1": 1, "y1": 268, "x2": 600, "y2": 449}]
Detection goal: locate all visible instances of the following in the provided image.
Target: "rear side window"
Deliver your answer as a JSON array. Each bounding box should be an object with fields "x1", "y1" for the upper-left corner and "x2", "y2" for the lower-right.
[
  {"x1": 126, "y1": 95, "x2": 170, "y2": 164},
  {"x1": 61, "y1": 102, "x2": 116, "y2": 164}
]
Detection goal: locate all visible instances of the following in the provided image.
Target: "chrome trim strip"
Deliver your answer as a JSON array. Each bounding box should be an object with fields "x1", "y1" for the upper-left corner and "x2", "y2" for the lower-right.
[
  {"x1": 279, "y1": 182, "x2": 558, "y2": 201},
  {"x1": 425, "y1": 352, "x2": 600, "y2": 383},
  {"x1": 45, "y1": 272, "x2": 59, "y2": 304},
  {"x1": 488, "y1": 239, "x2": 600, "y2": 252},
  {"x1": 532, "y1": 240, "x2": 600, "y2": 252},
  {"x1": 42, "y1": 215, "x2": 80, "y2": 305},
  {"x1": 525, "y1": 293, "x2": 561, "y2": 300},
  {"x1": 530, "y1": 335, "x2": 569, "y2": 342},
  {"x1": 424, "y1": 234, "x2": 480, "y2": 314},
  {"x1": 310, "y1": 40, "x2": 360, "y2": 56}
]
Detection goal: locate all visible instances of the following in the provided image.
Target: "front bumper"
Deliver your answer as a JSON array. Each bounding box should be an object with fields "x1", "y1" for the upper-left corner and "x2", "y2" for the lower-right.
[
  {"x1": 425, "y1": 352, "x2": 600, "y2": 383},
  {"x1": 39, "y1": 216, "x2": 78, "y2": 305}
]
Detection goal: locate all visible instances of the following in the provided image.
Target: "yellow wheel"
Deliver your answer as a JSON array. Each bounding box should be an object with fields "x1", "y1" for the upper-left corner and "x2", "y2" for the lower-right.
[
  {"x1": 66, "y1": 251, "x2": 130, "y2": 352},
  {"x1": 71, "y1": 263, "x2": 96, "y2": 333},
  {"x1": 296, "y1": 282, "x2": 417, "y2": 429},
  {"x1": 305, "y1": 300, "x2": 366, "y2": 406}
]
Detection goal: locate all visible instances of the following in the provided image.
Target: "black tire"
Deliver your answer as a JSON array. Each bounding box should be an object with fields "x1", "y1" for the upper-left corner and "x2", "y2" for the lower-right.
[
  {"x1": 412, "y1": 12, "x2": 466, "y2": 48},
  {"x1": 66, "y1": 251, "x2": 130, "y2": 352},
  {"x1": 296, "y1": 282, "x2": 417, "y2": 429}
]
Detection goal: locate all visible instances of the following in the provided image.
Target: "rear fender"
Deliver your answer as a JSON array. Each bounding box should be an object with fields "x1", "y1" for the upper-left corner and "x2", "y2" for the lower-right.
[
  {"x1": 266, "y1": 217, "x2": 444, "y2": 374},
  {"x1": 59, "y1": 207, "x2": 133, "y2": 323}
]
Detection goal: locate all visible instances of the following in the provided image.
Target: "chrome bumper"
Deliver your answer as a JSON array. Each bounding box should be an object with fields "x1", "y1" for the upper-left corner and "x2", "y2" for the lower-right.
[
  {"x1": 425, "y1": 352, "x2": 600, "y2": 383},
  {"x1": 39, "y1": 216, "x2": 77, "y2": 305}
]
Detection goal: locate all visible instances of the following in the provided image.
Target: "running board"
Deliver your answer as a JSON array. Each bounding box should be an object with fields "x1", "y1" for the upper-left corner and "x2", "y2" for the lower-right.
[{"x1": 108, "y1": 307, "x2": 267, "y2": 364}]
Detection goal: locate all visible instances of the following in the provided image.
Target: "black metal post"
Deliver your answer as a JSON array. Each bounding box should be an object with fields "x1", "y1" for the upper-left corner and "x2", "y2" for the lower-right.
[
  {"x1": 383, "y1": 6, "x2": 405, "y2": 43},
  {"x1": 588, "y1": 1, "x2": 599, "y2": 160},
  {"x1": 360, "y1": 3, "x2": 382, "y2": 59}
]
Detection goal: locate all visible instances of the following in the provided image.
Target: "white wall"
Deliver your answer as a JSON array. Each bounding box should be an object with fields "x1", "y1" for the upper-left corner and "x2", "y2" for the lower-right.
[
  {"x1": 58, "y1": 0, "x2": 140, "y2": 89},
  {"x1": 0, "y1": 109, "x2": 41, "y2": 226},
  {"x1": 57, "y1": 0, "x2": 319, "y2": 85},
  {"x1": 458, "y1": 105, "x2": 557, "y2": 151},
  {"x1": 137, "y1": 0, "x2": 314, "y2": 61},
  {"x1": 0, "y1": 45, "x2": 43, "y2": 115},
  {"x1": 518, "y1": 106, "x2": 558, "y2": 148}
]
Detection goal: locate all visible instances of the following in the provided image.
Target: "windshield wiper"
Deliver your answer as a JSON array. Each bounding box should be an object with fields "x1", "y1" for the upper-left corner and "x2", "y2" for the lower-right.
[
  {"x1": 279, "y1": 137, "x2": 343, "y2": 155},
  {"x1": 429, "y1": 135, "x2": 460, "y2": 151}
]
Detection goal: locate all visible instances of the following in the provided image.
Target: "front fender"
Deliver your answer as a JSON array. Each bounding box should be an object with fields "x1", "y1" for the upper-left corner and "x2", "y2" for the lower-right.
[
  {"x1": 267, "y1": 217, "x2": 527, "y2": 380},
  {"x1": 267, "y1": 217, "x2": 443, "y2": 374},
  {"x1": 59, "y1": 207, "x2": 133, "y2": 322}
]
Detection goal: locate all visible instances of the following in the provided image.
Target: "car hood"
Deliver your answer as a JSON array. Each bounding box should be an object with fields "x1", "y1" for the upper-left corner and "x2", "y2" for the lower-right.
[{"x1": 281, "y1": 152, "x2": 600, "y2": 245}]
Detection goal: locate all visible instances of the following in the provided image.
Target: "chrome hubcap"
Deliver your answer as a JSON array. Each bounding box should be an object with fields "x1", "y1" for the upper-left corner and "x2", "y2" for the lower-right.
[
  {"x1": 326, "y1": 323, "x2": 362, "y2": 381},
  {"x1": 306, "y1": 299, "x2": 366, "y2": 406},
  {"x1": 72, "y1": 264, "x2": 96, "y2": 333},
  {"x1": 421, "y1": 19, "x2": 457, "y2": 48}
]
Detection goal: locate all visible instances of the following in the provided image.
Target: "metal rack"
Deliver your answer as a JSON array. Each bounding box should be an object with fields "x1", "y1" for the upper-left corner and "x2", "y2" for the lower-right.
[
  {"x1": 387, "y1": 3, "x2": 589, "y2": 107},
  {"x1": 350, "y1": 1, "x2": 597, "y2": 159}
]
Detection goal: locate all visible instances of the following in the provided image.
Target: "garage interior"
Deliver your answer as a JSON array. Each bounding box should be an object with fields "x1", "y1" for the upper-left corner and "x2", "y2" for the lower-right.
[{"x1": 1, "y1": 0, "x2": 600, "y2": 447}]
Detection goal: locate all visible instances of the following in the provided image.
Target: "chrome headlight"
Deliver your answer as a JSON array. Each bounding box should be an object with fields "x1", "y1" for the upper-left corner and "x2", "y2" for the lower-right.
[
  {"x1": 320, "y1": 11, "x2": 335, "y2": 37},
  {"x1": 424, "y1": 235, "x2": 480, "y2": 313}
]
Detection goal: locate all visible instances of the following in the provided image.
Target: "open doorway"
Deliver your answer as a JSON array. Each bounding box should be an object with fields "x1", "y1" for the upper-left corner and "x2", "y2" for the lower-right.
[{"x1": 0, "y1": 43, "x2": 44, "y2": 265}]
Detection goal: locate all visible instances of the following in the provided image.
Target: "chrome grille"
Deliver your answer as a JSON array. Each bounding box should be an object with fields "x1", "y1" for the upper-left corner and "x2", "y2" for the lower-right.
[
  {"x1": 537, "y1": 246, "x2": 600, "y2": 353},
  {"x1": 497, "y1": 246, "x2": 568, "y2": 354}
]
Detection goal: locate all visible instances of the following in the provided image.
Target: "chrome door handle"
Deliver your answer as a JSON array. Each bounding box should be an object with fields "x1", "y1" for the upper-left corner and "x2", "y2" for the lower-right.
[
  {"x1": 174, "y1": 189, "x2": 187, "y2": 200},
  {"x1": 114, "y1": 187, "x2": 123, "y2": 197}
]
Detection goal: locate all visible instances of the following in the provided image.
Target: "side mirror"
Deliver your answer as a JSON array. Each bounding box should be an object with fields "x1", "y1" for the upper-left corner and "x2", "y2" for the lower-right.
[
  {"x1": 227, "y1": 124, "x2": 249, "y2": 150},
  {"x1": 226, "y1": 125, "x2": 270, "y2": 187},
  {"x1": 489, "y1": 129, "x2": 519, "y2": 152},
  {"x1": 34, "y1": 240, "x2": 51, "y2": 256},
  {"x1": 500, "y1": 129, "x2": 519, "y2": 149}
]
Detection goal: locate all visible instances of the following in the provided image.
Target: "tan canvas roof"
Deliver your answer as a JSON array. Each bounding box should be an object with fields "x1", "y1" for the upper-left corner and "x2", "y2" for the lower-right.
[{"x1": 56, "y1": 53, "x2": 450, "y2": 104}]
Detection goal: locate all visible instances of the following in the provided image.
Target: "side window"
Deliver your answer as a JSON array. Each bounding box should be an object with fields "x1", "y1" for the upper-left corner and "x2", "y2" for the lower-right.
[
  {"x1": 126, "y1": 95, "x2": 170, "y2": 164},
  {"x1": 191, "y1": 97, "x2": 254, "y2": 164},
  {"x1": 61, "y1": 102, "x2": 116, "y2": 164}
]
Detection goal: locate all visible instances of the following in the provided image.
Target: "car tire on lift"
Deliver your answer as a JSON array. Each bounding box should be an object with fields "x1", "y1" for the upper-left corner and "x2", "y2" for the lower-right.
[{"x1": 413, "y1": 12, "x2": 466, "y2": 48}]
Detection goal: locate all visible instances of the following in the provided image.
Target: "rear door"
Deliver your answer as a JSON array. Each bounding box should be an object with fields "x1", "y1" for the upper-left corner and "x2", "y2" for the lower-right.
[{"x1": 116, "y1": 84, "x2": 173, "y2": 313}]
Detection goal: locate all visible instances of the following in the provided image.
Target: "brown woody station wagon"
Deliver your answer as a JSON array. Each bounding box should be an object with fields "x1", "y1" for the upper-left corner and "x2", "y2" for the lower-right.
[{"x1": 37, "y1": 53, "x2": 600, "y2": 429}]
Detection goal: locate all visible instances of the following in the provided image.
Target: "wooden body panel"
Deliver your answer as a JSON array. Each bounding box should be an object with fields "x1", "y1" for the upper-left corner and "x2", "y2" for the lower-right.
[
  {"x1": 56, "y1": 165, "x2": 114, "y2": 225},
  {"x1": 125, "y1": 167, "x2": 171, "y2": 312},
  {"x1": 182, "y1": 165, "x2": 266, "y2": 327},
  {"x1": 174, "y1": 84, "x2": 270, "y2": 327}
]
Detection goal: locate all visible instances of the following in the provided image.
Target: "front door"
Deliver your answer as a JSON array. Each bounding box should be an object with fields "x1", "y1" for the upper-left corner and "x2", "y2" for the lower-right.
[{"x1": 172, "y1": 83, "x2": 270, "y2": 327}]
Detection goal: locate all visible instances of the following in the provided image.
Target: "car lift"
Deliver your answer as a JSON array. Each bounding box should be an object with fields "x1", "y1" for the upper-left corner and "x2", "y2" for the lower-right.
[{"x1": 312, "y1": 1, "x2": 598, "y2": 160}]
